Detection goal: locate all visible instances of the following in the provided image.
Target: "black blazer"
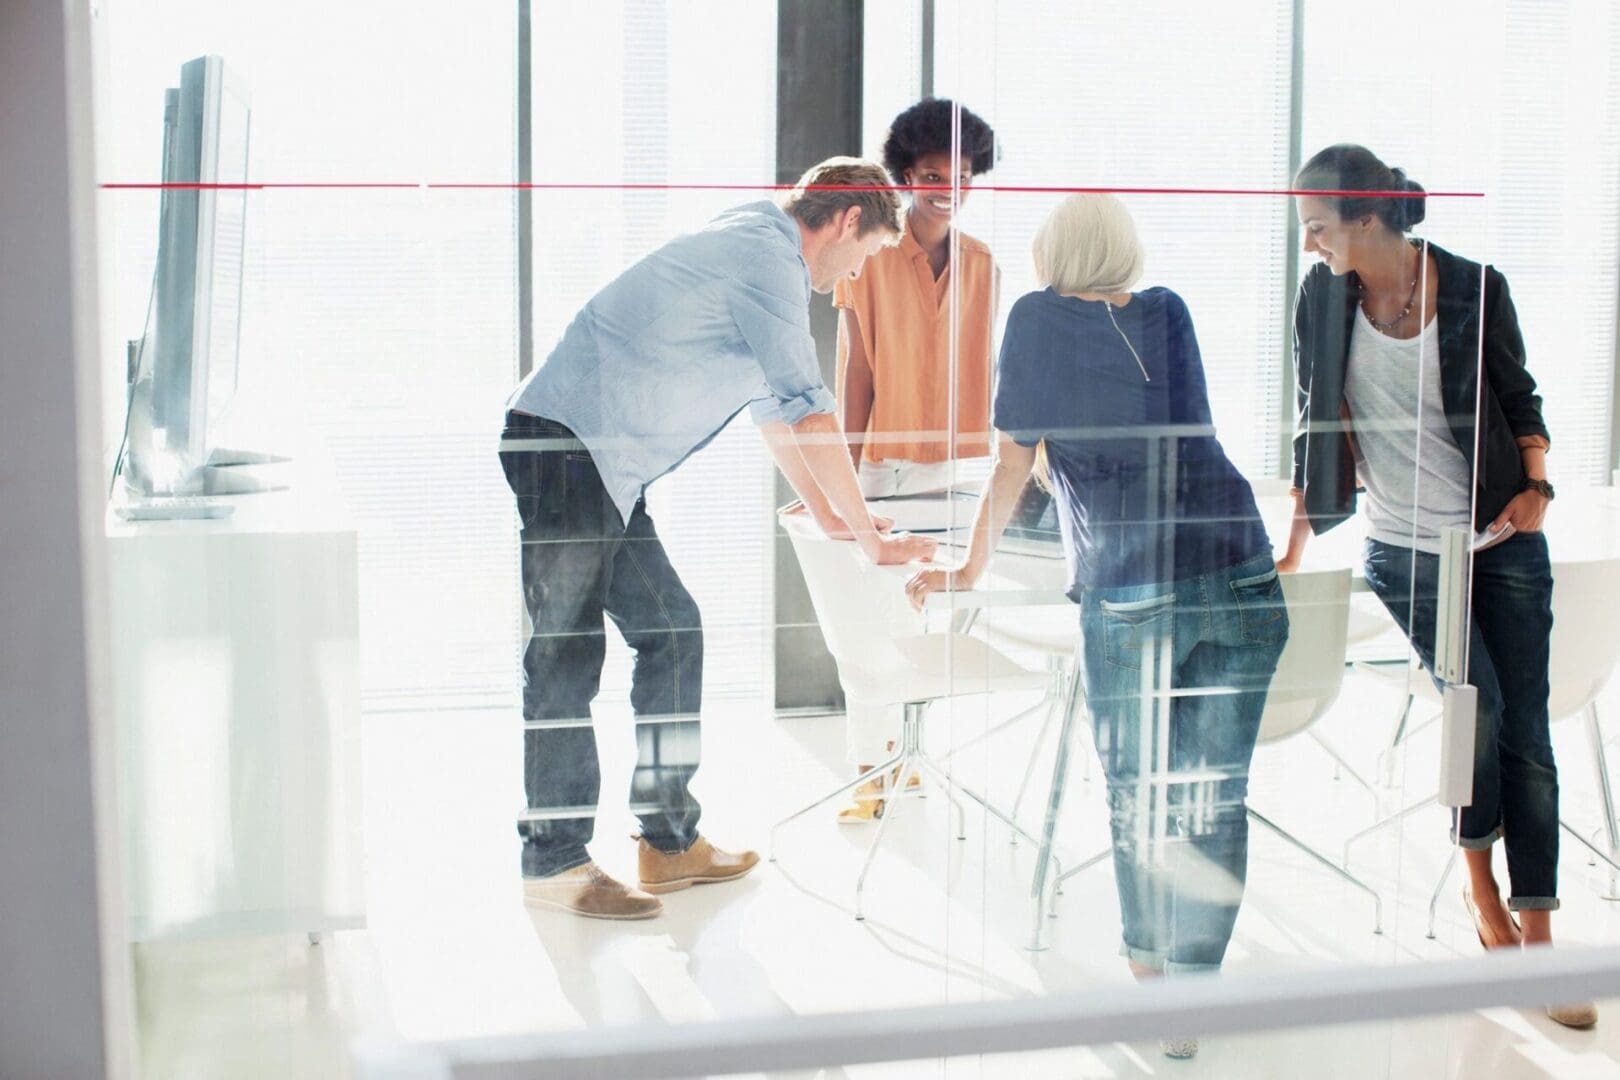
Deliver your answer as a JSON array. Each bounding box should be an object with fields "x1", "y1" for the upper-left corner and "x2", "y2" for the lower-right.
[{"x1": 1290, "y1": 241, "x2": 1549, "y2": 535}]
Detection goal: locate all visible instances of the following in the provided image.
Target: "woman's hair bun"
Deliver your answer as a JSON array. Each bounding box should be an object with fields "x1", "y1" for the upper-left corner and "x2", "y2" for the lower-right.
[
  {"x1": 1389, "y1": 166, "x2": 1426, "y2": 231},
  {"x1": 1296, "y1": 144, "x2": 1426, "y2": 234}
]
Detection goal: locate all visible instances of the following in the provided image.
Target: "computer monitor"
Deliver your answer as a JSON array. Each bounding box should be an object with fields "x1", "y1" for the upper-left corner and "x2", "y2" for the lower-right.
[
  {"x1": 130, "y1": 55, "x2": 274, "y2": 496},
  {"x1": 997, "y1": 476, "x2": 1066, "y2": 558}
]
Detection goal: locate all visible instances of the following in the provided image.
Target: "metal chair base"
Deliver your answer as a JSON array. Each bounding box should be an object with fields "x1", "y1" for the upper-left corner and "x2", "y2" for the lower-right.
[
  {"x1": 1044, "y1": 807, "x2": 1385, "y2": 942},
  {"x1": 770, "y1": 701, "x2": 1063, "y2": 922}
]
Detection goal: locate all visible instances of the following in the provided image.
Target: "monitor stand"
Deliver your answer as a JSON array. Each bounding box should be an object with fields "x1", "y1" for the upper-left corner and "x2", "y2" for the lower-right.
[
  {"x1": 190, "y1": 465, "x2": 284, "y2": 495},
  {"x1": 207, "y1": 446, "x2": 292, "y2": 467},
  {"x1": 193, "y1": 448, "x2": 293, "y2": 495}
]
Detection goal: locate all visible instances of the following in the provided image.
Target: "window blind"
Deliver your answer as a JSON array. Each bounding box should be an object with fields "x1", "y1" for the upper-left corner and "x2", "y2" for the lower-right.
[
  {"x1": 933, "y1": 0, "x2": 1295, "y2": 479},
  {"x1": 530, "y1": 0, "x2": 779, "y2": 703},
  {"x1": 1301, "y1": 0, "x2": 1620, "y2": 485},
  {"x1": 104, "y1": 0, "x2": 521, "y2": 711}
]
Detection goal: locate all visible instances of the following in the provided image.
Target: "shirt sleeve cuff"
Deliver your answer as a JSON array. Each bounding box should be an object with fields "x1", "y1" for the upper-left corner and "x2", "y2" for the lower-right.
[
  {"x1": 765, "y1": 384, "x2": 837, "y2": 427},
  {"x1": 750, "y1": 385, "x2": 836, "y2": 427}
]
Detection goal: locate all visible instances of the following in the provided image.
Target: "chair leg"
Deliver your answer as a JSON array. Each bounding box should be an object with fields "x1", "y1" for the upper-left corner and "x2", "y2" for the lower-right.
[
  {"x1": 1343, "y1": 795, "x2": 1438, "y2": 869},
  {"x1": 1560, "y1": 819, "x2": 1620, "y2": 902},
  {"x1": 770, "y1": 748, "x2": 905, "y2": 862},
  {"x1": 1026, "y1": 658, "x2": 1085, "y2": 952},
  {"x1": 1009, "y1": 688, "x2": 1064, "y2": 834},
  {"x1": 1047, "y1": 847, "x2": 1112, "y2": 911},
  {"x1": 936, "y1": 688, "x2": 1054, "y2": 765},
  {"x1": 854, "y1": 757, "x2": 920, "y2": 921},
  {"x1": 919, "y1": 758, "x2": 1058, "y2": 864},
  {"x1": 1378, "y1": 691, "x2": 1416, "y2": 788},
  {"x1": 943, "y1": 780, "x2": 968, "y2": 841},
  {"x1": 1586, "y1": 704, "x2": 1620, "y2": 897},
  {"x1": 1249, "y1": 808, "x2": 1383, "y2": 934},
  {"x1": 1308, "y1": 730, "x2": 1375, "y2": 796},
  {"x1": 1426, "y1": 846, "x2": 1459, "y2": 939}
]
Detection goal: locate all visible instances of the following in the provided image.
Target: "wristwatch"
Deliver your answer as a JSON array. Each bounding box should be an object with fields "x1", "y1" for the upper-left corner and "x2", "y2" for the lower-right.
[{"x1": 1523, "y1": 477, "x2": 1556, "y2": 500}]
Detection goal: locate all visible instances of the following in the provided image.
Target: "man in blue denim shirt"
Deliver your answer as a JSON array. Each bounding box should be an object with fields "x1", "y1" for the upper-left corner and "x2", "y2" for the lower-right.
[{"x1": 500, "y1": 158, "x2": 936, "y2": 920}]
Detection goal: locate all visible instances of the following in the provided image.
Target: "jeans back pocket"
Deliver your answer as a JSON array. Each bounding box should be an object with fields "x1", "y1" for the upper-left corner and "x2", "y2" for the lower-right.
[
  {"x1": 1228, "y1": 567, "x2": 1287, "y2": 646},
  {"x1": 1098, "y1": 592, "x2": 1175, "y2": 671}
]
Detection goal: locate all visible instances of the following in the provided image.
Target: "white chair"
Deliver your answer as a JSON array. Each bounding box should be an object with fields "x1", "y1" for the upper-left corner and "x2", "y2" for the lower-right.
[
  {"x1": 1244, "y1": 568, "x2": 1383, "y2": 932},
  {"x1": 1044, "y1": 568, "x2": 1383, "y2": 938},
  {"x1": 950, "y1": 607, "x2": 1092, "y2": 824},
  {"x1": 770, "y1": 512, "x2": 1052, "y2": 920},
  {"x1": 1342, "y1": 557, "x2": 1620, "y2": 934}
]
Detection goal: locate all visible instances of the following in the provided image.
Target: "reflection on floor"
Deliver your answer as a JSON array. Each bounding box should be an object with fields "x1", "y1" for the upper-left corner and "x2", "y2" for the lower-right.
[{"x1": 137, "y1": 667, "x2": 1620, "y2": 1078}]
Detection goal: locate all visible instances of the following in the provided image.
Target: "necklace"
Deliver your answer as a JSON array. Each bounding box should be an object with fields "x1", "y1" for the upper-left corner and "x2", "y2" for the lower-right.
[{"x1": 1359, "y1": 259, "x2": 1421, "y2": 335}]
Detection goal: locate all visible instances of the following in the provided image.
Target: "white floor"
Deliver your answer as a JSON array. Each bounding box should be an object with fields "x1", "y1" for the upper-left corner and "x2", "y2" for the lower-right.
[{"x1": 136, "y1": 664, "x2": 1620, "y2": 1078}]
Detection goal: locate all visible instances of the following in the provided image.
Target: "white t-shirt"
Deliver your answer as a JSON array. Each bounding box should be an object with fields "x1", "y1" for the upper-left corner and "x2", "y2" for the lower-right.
[{"x1": 1342, "y1": 306, "x2": 1473, "y2": 553}]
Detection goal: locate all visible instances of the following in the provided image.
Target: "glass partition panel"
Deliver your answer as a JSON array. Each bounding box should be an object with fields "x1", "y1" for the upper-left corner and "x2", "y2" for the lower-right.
[{"x1": 93, "y1": 0, "x2": 1620, "y2": 1075}]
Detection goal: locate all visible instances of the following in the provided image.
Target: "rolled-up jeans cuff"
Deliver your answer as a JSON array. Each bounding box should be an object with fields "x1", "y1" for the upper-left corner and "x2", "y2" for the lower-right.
[
  {"x1": 1164, "y1": 959, "x2": 1221, "y2": 978},
  {"x1": 1508, "y1": 896, "x2": 1560, "y2": 912},
  {"x1": 638, "y1": 831, "x2": 695, "y2": 856},
  {"x1": 522, "y1": 848, "x2": 592, "y2": 880},
  {"x1": 1121, "y1": 942, "x2": 1165, "y2": 971},
  {"x1": 1452, "y1": 826, "x2": 1502, "y2": 850}
]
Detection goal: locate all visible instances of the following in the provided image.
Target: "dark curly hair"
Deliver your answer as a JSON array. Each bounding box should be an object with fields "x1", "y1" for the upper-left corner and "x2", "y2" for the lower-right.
[
  {"x1": 1295, "y1": 143, "x2": 1426, "y2": 233},
  {"x1": 881, "y1": 98, "x2": 997, "y2": 186}
]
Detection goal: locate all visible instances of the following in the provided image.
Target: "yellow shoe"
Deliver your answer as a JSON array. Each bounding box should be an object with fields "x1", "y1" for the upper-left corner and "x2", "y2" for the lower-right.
[
  {"x1": 838, "y1": 778, "x2": 888, "y2": 824},
  {"x1": 836, "y1": 769, "x2": 922, "y2": 824}
]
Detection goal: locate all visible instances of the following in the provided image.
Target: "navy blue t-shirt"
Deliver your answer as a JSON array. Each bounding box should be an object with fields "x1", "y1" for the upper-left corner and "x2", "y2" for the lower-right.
[{"x1": 993, "y1": 286, "x2": 1271, "y2": 594}]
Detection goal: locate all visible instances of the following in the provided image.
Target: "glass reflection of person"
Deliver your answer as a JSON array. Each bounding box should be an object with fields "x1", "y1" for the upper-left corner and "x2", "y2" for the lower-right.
[
  {"x1": 1282, "y1": 144, "x2": 1591, "y2": 1029},
  {"x1": 498, "y1": 159, "x2": 936, "y2": 921},
  {"x1": 831, "y1": 98, "x2": 999, "y2": 822},
  {"x1": 909, "y1": 194, "x2": 1287, "y2": 1059}
]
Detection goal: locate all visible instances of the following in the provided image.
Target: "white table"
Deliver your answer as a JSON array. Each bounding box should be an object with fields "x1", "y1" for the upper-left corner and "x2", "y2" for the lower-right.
[{"x1": 106, "y1": 462, "x2": 364, "y2": 942}]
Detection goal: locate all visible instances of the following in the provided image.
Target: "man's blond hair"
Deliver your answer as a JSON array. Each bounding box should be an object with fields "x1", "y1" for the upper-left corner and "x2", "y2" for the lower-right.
[{"x1": 781, "y1": 157, "x2": 902, "y2": 239}]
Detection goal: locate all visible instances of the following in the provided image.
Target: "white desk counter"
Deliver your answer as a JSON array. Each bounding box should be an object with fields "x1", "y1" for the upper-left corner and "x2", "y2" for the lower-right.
[
  {"x1": 884, "y1": 488, "x2": 1620, "y2": 613},
  {"x1": 106, "y1": 462, "x2": 363, "y2": 942}
]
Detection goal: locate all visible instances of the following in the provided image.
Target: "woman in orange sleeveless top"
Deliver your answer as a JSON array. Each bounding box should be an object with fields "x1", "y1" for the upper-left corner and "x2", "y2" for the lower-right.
[{"x1": 832, "y1": 98, "x2": 999, "y2": 819}]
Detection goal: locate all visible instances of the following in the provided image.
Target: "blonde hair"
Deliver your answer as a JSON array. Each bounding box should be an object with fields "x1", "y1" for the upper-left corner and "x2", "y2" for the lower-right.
[
  {"x1": 781, "y1": 157, "x2": 903, "y2": 239},
  {"x1": 1032, "y1": 441, "x2": 1052, "y2": 492},
  {"x1": 1031, "y1": 193, "x2": 1144, "y2": 295}
]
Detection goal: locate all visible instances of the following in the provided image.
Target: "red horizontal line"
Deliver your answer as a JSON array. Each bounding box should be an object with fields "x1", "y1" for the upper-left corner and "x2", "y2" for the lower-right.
[{"x1": 98, "y1": 181, "x2": 1481, "y2": 197}]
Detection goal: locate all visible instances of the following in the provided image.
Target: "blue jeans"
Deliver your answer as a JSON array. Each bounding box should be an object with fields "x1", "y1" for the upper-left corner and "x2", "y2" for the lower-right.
[
  {"x1": 1362, "y1": 532, "x2": 1558, "y2": 910},
  {"x1": 499, "y1": 411, "x2": 703, "y2": 878},
  {"x1": 1079, "y1": 551, "x2": 1289, "y2": 974}
]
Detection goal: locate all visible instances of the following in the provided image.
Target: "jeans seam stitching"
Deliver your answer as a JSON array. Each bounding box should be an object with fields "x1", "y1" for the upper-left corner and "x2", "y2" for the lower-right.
[{"x1": 622, "y1": 531, "x2": 687, "y2": 713}]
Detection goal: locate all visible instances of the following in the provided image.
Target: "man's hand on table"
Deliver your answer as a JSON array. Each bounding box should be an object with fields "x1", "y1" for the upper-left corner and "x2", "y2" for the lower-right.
[
  {"x1": 867, "y1": 532, "x2": 936, "y2": 566},
  {"x1": 781, "y1": 499, "x2": 894, "y2": 540}
]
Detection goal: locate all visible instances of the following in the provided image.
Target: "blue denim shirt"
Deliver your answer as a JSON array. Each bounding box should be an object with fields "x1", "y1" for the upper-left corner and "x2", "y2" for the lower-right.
[
  {"x1": 993, "y1": 287, "x2": 1270, "y2": 592},
  {"x1": 508, "y1": 200, "x2": 836, "y2": 523}
]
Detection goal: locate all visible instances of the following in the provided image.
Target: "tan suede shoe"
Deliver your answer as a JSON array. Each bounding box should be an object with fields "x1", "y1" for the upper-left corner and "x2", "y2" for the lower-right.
[
  {"x1": 522, "y1": 861, "x2": 663, "y2": 920},
  {"x1": 637, "y1": 835, "x2": 760, "y2": 894}
]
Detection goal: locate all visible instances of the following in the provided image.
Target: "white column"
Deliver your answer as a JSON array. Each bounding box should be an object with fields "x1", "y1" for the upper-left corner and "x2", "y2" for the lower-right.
[{"x1": 0, "y1": 1, "x2": 135, "y2": 1076}]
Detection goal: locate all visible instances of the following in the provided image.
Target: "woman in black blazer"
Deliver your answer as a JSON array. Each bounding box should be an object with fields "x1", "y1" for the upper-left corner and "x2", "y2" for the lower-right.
[{"x1": 1280, "y1": 144, "x2": 1592, "y2": 1029}]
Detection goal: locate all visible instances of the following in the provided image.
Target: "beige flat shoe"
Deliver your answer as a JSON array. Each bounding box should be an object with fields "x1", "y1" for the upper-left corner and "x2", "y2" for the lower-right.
[
  {"x1": 1462, "y1": 887, "x2": 1521, "y2": 950},
  {"x1": 1546, "y1": 1001, "x2": 1598, "y2": 1029},
  {"x1": 1160, "y1": 1037, "x2": 1198, "y2": 1059}
]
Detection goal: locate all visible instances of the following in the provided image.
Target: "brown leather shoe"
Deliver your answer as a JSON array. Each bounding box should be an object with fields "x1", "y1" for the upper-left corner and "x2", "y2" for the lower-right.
[
  {"x1": 522, "y1": 861, "x2": 662, "y2": 920},
  {"x1": 637, "y1": 835, "x2": 760, "y2": 894}
]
